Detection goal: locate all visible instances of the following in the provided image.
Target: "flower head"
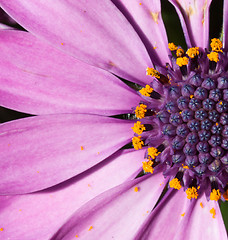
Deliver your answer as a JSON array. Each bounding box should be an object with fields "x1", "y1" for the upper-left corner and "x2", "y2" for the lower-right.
[{"x1": 0, "y1": 0, "x2": 227, "y2": 239}]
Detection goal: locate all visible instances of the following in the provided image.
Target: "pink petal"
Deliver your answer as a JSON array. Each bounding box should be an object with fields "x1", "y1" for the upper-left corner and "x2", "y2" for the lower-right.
[
  {"x1": 223, "y1": 0, "x2": 228, "y2": 51},
  {"x1": 0, "y1": 1, "x2": 152, "y2": 84},
  {"x1": 0, "y1": 114, "x2": 134, "y2": 194},
  {"x1": 169, "y1": 0, "x2": 212, "y2": 48},
  {"x1": 51, "y1": 173, "x2": 166, "y2": 240},
  {"x1": 0, "y1": 149, "x2": 145, "y2": 240},
  {"x1": 174, "y1": 195, "x2": 228, "y2": 240},
  {"x1": 0, "y1": 30, "x2": 141, "y2": 115},
  {"x1": 113, "y1": 0, "x2": 170, "y2": 66},
  {"x1": 134, "y1": 189, "x2": 191, "y2": 239}
]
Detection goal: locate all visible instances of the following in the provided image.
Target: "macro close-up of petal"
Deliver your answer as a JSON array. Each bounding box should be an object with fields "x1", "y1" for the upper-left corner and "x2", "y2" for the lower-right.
[{"x1": 0, "y1": 0, "x2": 227, "y2": 239}]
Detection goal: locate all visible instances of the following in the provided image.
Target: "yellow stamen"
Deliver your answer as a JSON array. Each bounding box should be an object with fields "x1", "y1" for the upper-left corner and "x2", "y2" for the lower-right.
[
  {"x1": 207, "y1": 52, "x2": 219, "y2": 62},
  {"x1": 132, "y1": 136, "x2": 144, "y2": 150},
  {"x1": 147, "y1": 147, "x2": 160, "y2": 160},
  {"x1": 134, "y1": 186, "x2": 139, "y2": 192},
  {"x1": 210, "y1": 38, "x2": 223, "y2": 52},
  {"x1": 186, "y1": 47, "x2": 199, "y2": 58},
  {"x1": 139, "y1": 84, "x2": 154, "y2": 97},
  {"x1": 190, "y1": 95, "x2": 194, "y2": 99},
  {"x1": 135, "y1": 104, "x2": 147, "y2": 119},
  {"x1": 146, "y1": 67, "x2": 160, "y2": 79},
  {"x1": 182, "y1": 164, "x2": 189, "y2": 169},
  {"x1": 210, "y1": 208, "x2": 216, "y2": 218},
  {"x1": 176, "y1": 57, "x2": 189, "y2": 67},
  {"x1": 186, "y1": 187, "x2": 198, "y2": 199},
  {"x1": 80, "y1": 146, "x2": 84, "y2": 150},
  {"x1": 169, "y1": 178, "x2": 182, "y2": 190},
  {"x1": 181, "y1": 212, "x2": 185, "y2": 217},
  {"x1": 223, "y1": 190, "x2": 228, "y2": 201},
  {"x1": 132, "y1": 121, "x2": 146, "y2": 135},
  {"x1": 0, "y1": 228, "x2": 3, "y2": 231},
  {"x1": 168, "y1": 42, "x2": 178, "y2": 51},
  {"x1": 200, "y1": 202, "x2": 204, "y2": 208},
  {"x1": 88, "y1": 226, "x2": 93, "y2": 231},
  {"x1": 210, "y1": 189, "x2": 221, "y2": 201},
  {"x1": 142, "y1": 160, "x2": 154, "y2": 174},
  {"x1": 75, "y1": 235, "x2": 79, "y2": 238},
  {"x1": 176, "y1": 48, "x2": 184, "y2": 57}
]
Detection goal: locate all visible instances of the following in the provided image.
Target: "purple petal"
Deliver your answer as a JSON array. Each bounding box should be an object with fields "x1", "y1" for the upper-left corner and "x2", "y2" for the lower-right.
[
  {"x1": 174, "y1": 194, "x2": 228, "y2": 240},
  {"x1": 0, "y1": 0, "x2": 152, "y2": 84},
  {"x1": 0, "y1": 149, "x2": 145, "y2": 239},
  {"x1": 0, "y1": 30, "x2": 141, "y2": 115},
  {"x1": 169, "y1": 0, "x2": 212, "y2": 48},
  {"x1": 113, "y1": 0, "x2": 170, "y2": 65},
  {"x1": 0, "y1": 114, "x2": 134, "y2": 194},
  {"x1": 134, "y1": 189, "x2": 191, "y2": 239},
  {"x1": 51, "y1": 173, "x2": 166, "y2": 240},
  {"x1": 223, "y1": 0, "x2": 228, "y2": 51}
]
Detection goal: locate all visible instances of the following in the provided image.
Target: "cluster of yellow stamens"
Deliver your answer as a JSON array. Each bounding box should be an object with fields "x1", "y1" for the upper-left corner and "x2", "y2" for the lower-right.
[
  {"x1": 207, "y1": 38, "x2": 222, "y2": 62},
  {"x1": 132, "y1": 136, "x2": 144, "y2": 150},
  {"x1": 168, "y1": 42, "x2": 178, "y2": 51},
  {"x1": 176, "y1": 48, "x2": 184, "y2": 57},
  {"x1": 210, "y1": 38, "x2": 223, "y2": 52},
  {"x1": 207, "y1": 51, "x2": 219, "y2": 62},
  {"x1": 146, "y1": 67, "x2": 160, "y2": 79},
  {"x1": 135, "y1": 104, "x2": 147, "y2": 119},
  {"x1": 169, "y1": 178, "x2": 182, "y2": 190},
  {"x1": 186, "y1": 47, "x2": 199, "y2": 58},
  {"x1": 186, "y1": 187, "x2": 198, "y2": 199},
  {"x1": 210, "y1": 189, "x2": 221, "y2": 201},
  {"x1": 176, "y1": 56, "x2": 189, "y2": 67},
  {"x1": 131, "y1": 121, "x2": 146, "y2": 135},
  {"x1": 142, "y1": 160, "x2": 154, "y2": 174},
  {"x1": 147, "y1": 147, "x2": 161, "y2": 159},
  {"x1": 139, "y1": 84, "x2": 154, "y2": 97}
]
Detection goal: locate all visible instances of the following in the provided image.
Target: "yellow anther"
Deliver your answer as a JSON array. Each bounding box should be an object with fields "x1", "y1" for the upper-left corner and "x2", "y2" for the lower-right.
[
  {"x1": 134, "y1": 186, "x2": 139, "y2": 192},
  {"x1": 147, "y1": 147, "x2": 160, "y2": 160},
  {"x1": 210, "y1": 189, "x2": 221, "y2": 201},
  {"x1": 0, "y1": 228, "x2": 3, "y2": 231},
  {"x1": 88, "y1": 226, "x2": 93, "y2": 231},
  {"x1": 169, "y1": 178, "x2": 182, "y2": 190},
  {"x1": 80, "y1": 146, "x2": 84, "y2": 150},
  {"x1": 176, "y1": 57, "x2": 189, "y2": 67},
  {"x1": 186, "y1": 187, "x2": 198, "y2": 199},
  {"x1": 182, "y1": 164, "x2": 189, "y2": 169},
  {"x1": 190, "y1": 95, "x2": 194, "y2": 99},
  {"x1": 210, "y1": 207, "x2": 216, "y2": 218},
  {"x1": 146, "y1": 67, "x2": 160, "y2": 79},
  {"x1": 181, "y1": 212, "x2": 185, "y2": 217},
  {"x1": 200, "y1": 202, "x2": 204, "y2": 208},
  {"x1": 139, "y1": 84, "x2": 154, "y2": 97},
  {"x1": 176, "y1": 48, "x2": 185, "y2": 57},
  {"x1": 207, "y1": 52, "x2": 219, "y2": 62},
  {"x1": 75, "y1": 235, "x2": 79, "y2": 238},
  {"x1": 142, "y1": 160, "x2": 154, "y2": 174},
  {"x1": 132, "y1": 136, "x2": 144, "y2": 150},
  {"x1": 135, "y1": 104, "x2": 147, "y2": 119},
  {"x1": 210, "y1": 38, "x2": 223, "y2": 52},
  {"x1": 186, "y1": 47, "x2": 199, "y2": 58},
  {"x1": 168, "y1": 42, "x2": 178, "y2": 51},
  {"x1": 219, "y1": 101, "x2": 223, "y2": 105},
  {"x1": 223, "y1": 190, "x2": 228, "y2": 201},
  {"x1": 131, "y1": 121, "x2": 146, "y2": 135},
  {"x1": 216, "y1": 122, "x2": 219, "y2": 126}
]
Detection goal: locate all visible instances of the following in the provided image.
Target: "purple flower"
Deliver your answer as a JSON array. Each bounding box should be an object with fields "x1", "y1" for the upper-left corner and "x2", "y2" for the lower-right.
[{"x1": 0, "y1": 0, "x2": 227, "y2": 239}]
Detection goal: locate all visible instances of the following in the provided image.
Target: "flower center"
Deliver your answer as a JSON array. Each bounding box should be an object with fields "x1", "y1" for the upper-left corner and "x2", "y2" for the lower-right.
[{"x1": 132, "y1": 39, "x2": 228, "y2": 201}]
